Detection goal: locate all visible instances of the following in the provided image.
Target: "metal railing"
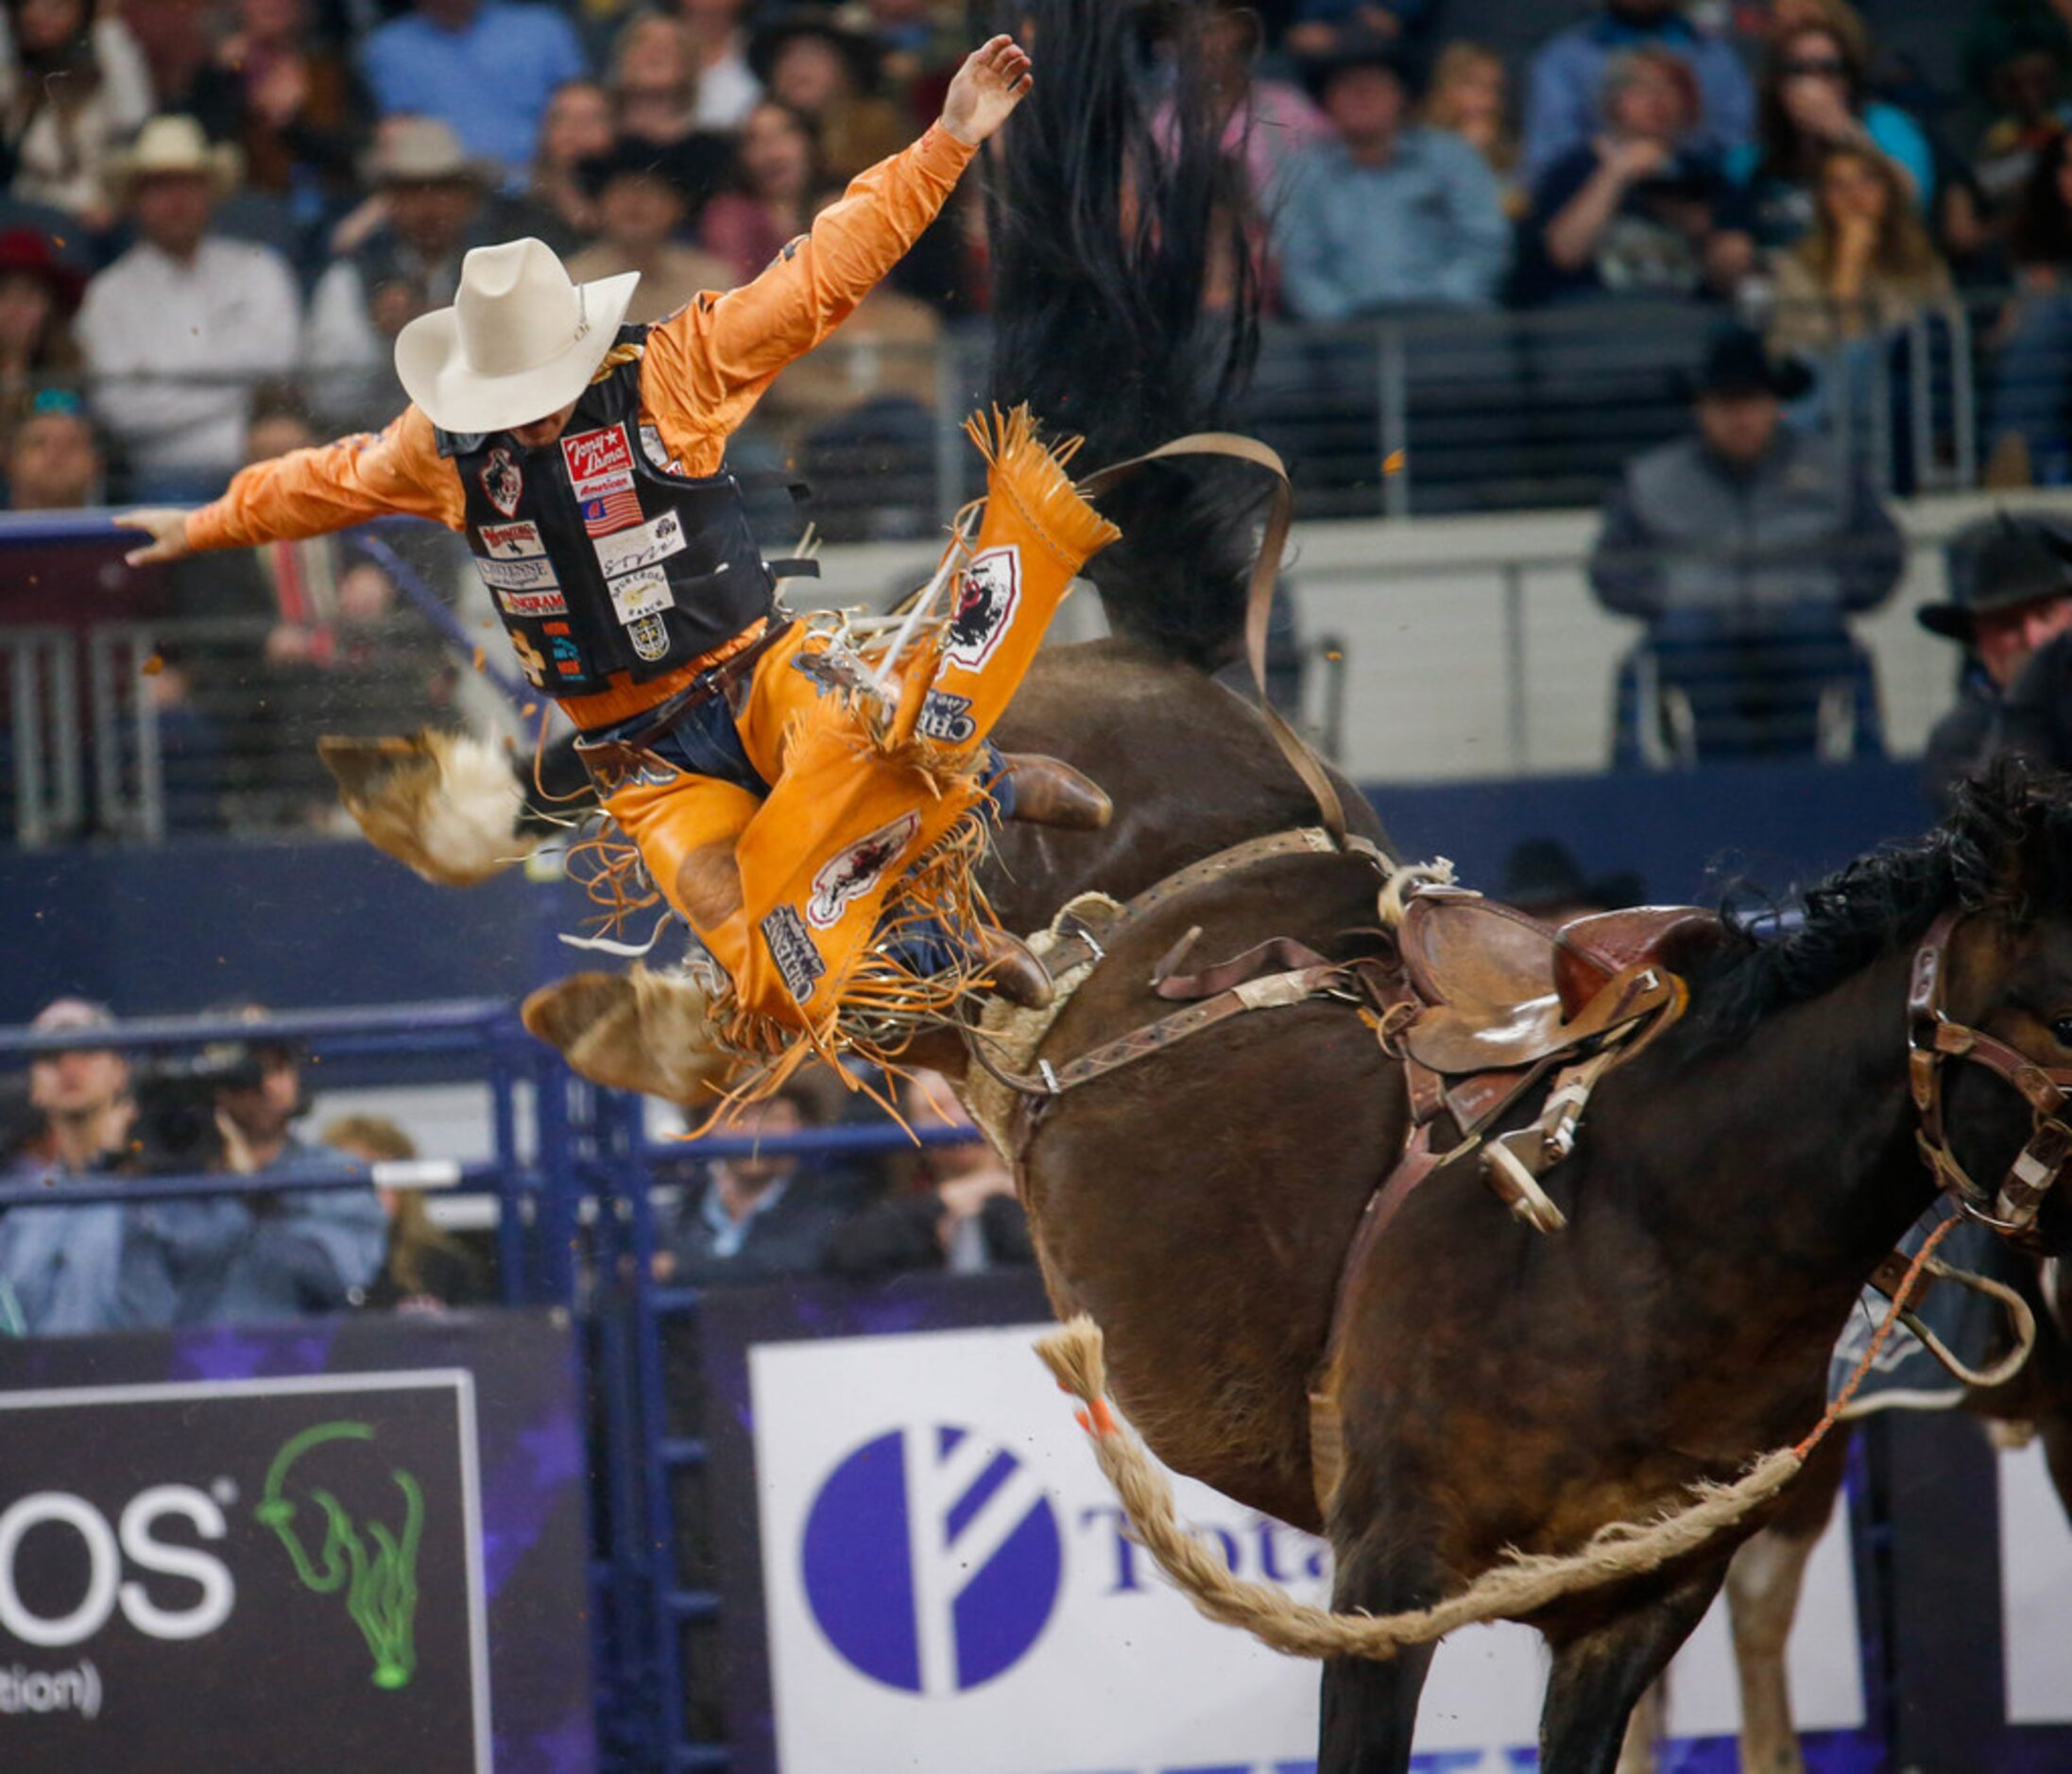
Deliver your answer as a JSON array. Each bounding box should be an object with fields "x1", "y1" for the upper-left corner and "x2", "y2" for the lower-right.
[{"x1": 28, "y1": 287, "x2": 2062, "y2": 527}]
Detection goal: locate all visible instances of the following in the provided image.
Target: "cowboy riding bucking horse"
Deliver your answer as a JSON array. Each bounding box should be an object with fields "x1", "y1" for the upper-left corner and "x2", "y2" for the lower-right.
[{"x1": 119, "y1": 35, "x2": 1128, "y2": 1107}]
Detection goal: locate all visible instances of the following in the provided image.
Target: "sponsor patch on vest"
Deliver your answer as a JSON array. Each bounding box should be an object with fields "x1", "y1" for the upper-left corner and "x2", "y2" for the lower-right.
[
  {"x1": 916, "y1": 689, "x2": 976, "y2": 744},
  {"x1": 944, "y1": 546, "x2": 1021, "y2": 671},
  {"x1": 805, "y1": 810, "x2": 921, "y2": 930},
  {"x1": 474, "y1": 554, "x2": 560, "y2": 592},
  {"x1": 562, "y1": 423, "x2": 635, "y2": 486},
  {"x1": 481, "y1": 447, "x2": 522, "y2": 517},
  {"x1": 638, "y1": 424, "x2": 683, "y2": 474},
  {"x1": 608, "y1": 566, "x2": 671, "y2": 625},
  {"x1": 628, "y1": 611, "x2": 671, "y2": 662},
  {"x1": 498, "y1": 588, "x2": 567, "y2": 617},
  {"x1": 479, "y1": 519, "x2": 545, "y2": 559},
  {"x1": 594, "y1": 509, "x2": 688, "y2": 578},
  {"x1": 762, "y1": 905, "x2": 827, "y2": 1004}
]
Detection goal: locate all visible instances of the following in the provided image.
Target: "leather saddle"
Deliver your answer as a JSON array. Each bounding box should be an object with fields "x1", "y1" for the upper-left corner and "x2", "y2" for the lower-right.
[{"x1": 1397, "y1": 889, "x2": 1723, "y2": 1076}]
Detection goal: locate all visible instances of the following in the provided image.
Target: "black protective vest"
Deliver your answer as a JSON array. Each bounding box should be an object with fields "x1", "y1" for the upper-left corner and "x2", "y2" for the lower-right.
[{"x1": 440, "y1": 323, "x2": 775, "y2": 699}]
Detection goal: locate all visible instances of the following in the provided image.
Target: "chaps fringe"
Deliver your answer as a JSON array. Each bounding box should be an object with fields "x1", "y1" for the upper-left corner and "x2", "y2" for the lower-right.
[{"x1": 1034, "y1": 1316, "x2": 1803, "y2": 1662}]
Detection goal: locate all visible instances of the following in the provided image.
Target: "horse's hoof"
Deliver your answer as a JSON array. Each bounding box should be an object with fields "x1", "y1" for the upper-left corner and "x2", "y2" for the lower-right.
[
  {"x1": 320, "y1": 728, "x2": 531, "y2": 887},
  {"x1": 999, "y1": 753, "x2": 1112, "y2": 831},
  {"x1": 522, "y1": 964, "x2": 732, "y2": 1102}
]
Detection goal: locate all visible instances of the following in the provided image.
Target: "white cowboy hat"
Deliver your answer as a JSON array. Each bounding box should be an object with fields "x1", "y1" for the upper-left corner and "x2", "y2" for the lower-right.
[
  {"x1": 362, "y1": 115, "x2": 497, "y2": 188},
  {"x1": 108, "y1": 115, "x2": 242, "y2": 202},
  {"x1": 394, "y1": 238, "x2": 640, "y2": 435}
]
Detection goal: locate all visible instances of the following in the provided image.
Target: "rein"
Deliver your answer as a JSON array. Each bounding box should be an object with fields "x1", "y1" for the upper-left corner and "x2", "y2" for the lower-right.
[{"x1": 1909, "y1": 909, "x2": 2072, "y2": 1241}]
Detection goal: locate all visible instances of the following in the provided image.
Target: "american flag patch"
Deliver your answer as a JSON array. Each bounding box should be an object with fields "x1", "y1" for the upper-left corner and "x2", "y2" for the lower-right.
[{"x1": 580, "y1": 486, "x2": 643, "y2": 537}]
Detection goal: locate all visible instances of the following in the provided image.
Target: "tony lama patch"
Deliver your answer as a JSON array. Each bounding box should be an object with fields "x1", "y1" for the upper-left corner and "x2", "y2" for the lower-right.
[
  {"x1": 560, "y1": 423, "x2": 635, "y2": 486},
  {"x1": 499, "y1": 588, "x2": 568, "y2": 617},
  {"x1": 608, "y1": 567, "x2": 670, "y2": 625},
  {"x1": 805, "y1": 811, "x2": 921, "y2": 930},
  {"x1": 478, "y1": 519, "x2": 546, "y2": 559},
  {"x1": 944, "y1": 546, "x2": 1021, "y2": 671},
  {"x1": 761, "y1": 905, "x2": 828, "y2": 1003},
  {"x1": 472, "y1": 554, "x2": 561, "y2": 593},
  {"x1": 594, "y1": 509, "x2": 688, "y2": 578},
  {"x1": 915, "y1": 690, "x2": 975, "y2": 744}
]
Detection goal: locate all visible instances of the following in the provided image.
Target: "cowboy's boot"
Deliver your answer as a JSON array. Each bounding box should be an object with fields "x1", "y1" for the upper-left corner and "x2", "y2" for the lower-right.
[
  {"x1": 972, "y1": 924, "x2": 1054, "y2": 1011},
  {"x1": 997, "y1": 753, "x2": 1111, "y2": 831},
  {"x1": 522, "y1": 964, "x2": 733, "y2": 1102},
  {"x1": 319, "y1": 730, "x2": 534, "y2": 887}
]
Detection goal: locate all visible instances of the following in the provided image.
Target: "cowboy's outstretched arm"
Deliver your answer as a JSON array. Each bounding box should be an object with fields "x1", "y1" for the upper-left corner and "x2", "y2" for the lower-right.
[
  {"x1": 643, "y1": 35, "x2": 1032, "y2": 425},
  {"x1": 116, "y1": 404, "x2": 465, "y2": 565}
]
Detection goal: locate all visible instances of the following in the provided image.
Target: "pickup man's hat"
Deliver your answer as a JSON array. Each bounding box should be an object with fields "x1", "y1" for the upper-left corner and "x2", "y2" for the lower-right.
[
  {"x1": 1920, "y1": 512, "x2": 2072, "y2": 640},
  {"x1": 394, "y1": 238, "x2": 640, "y2": 435}
]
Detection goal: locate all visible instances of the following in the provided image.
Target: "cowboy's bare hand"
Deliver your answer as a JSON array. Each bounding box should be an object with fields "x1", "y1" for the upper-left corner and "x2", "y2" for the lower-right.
[
  {"x1": 116, "y1": 508, "x2": 194, "y2": 567},
  {"x1": 941, "y1": 35, "x2": 1033, "y2": 146}
]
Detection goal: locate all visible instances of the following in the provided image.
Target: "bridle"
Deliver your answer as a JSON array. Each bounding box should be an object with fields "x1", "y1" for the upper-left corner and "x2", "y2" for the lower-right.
[{"x1": 1909, "y1": 908, "x2": 2072, "y2": 1241}]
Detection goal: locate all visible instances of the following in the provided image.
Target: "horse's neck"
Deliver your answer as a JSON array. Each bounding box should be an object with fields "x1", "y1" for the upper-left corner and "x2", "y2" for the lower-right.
[{"x1": 1642, "y1": 943, "x2": 1938, "y2": 1284}]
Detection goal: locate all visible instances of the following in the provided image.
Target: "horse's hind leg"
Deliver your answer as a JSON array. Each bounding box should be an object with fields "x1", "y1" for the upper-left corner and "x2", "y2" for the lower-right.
[
  {"x1": 1728, "y1": 1429, "x2": 1849, "y2": 1774},
  {"x1": 1315, "y1": 1539, "x2": 1442, "y2": 1774},
  {"x1": 1538, "y1": 1568, "x2": 1726, "y2": 1774}
]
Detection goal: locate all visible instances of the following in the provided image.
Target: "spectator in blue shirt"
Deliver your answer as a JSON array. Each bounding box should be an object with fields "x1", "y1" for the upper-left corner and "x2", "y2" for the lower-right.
[
  {"x1": 360, "y1": 0, "x2": 588, "y2": 180},
  {"x1": 174, "y1": 1020, "x2": 387, "y2": 1324},
  {"x1": 1275, "y1": 38, "x2": 1511, "y2": 317},
  {"x1": 0, "y1": 999, "x2": 250, "y2": 1337},
  {"x1": 1523, "y1": 0, "x2": 1754, "y2": 182}
]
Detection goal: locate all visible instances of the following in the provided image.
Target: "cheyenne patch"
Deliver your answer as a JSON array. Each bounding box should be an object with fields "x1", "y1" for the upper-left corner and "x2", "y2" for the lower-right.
[
  {"x1": 480, "y1": 447, "x2": 522, "y2": 517},
  {"x1": 498, "y1": 587, "x2": 567, "y2": 617},
  {"x1": 805, "y1": 810, "x2": 921, "y2": 930},
  {"x1": 762, "y1": 905, "x2": 828, "y2": 1003},
  {"x1": 915, "y1": 690, "x2": 975, "y2": 744},
  {"x1": 479, "y1": 519, "x2": 545, "y2": 559},
  {"x1": 473, "y1": 554, "x2": 560, "y2": 592},
  {"x1": 594, "y1": 509, "x2": 688, "y2": 578},
  {"x1": 944, "y1": 546, "x2": 1021, "y2": 671}
]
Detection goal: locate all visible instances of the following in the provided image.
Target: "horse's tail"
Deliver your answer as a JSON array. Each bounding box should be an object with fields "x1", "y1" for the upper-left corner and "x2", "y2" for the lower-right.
[
  {"x1": 979, "y1": 0, "x2": 1268, "y2": 673},
  {"x1": 1036, "y1": 1317, "x2": 1806, "y2": 1659}
]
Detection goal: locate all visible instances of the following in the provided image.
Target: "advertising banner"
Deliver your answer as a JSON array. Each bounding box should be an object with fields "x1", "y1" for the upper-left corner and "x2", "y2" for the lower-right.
[
  {"x1": 0, "y1": 1310, "x2": 592, "y2": 1774},
  {"x1": 701, "y1": 1279, "x2": 1875, "y2": 1774}
]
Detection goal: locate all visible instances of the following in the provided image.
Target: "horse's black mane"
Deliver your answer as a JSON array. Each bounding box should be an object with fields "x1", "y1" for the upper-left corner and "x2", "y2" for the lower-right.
[
  {"x1": 1687, "y1": 760, "x2": 2072, "y2": 1044},
  {"x1": 978, "y1": 0, "x2": 1264, "y2": 669}
]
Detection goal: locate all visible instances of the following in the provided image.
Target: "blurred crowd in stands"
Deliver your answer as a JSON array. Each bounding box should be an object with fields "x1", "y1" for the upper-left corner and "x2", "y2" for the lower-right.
[
  {"x1": 0, "y1": 989, "x2": 1025, "y2": 1337},
  {"x1": 0, "y1": 0, "x2": 2071, "y2": 806},
  {"x1": 9, "y1": 0, "x2": 2072, "y2": 501}
]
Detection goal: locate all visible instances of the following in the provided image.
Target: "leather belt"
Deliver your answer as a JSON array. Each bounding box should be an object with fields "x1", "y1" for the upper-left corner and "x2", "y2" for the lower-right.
[{"x1": 575, "y1": 617, "x2": 796, "y2": 761}]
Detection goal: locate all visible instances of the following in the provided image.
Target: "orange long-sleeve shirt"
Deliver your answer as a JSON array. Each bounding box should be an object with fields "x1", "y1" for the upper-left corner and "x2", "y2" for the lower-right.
[{"x1": 184, "y1": 123, "x2": 975, "y2": 724}]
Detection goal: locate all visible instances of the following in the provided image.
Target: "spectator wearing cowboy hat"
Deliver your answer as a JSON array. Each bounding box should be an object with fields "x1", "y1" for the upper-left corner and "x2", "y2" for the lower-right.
[
  {"x1": 567, "y1": 142, "x2": 741, "y2": 326},
  {"x1": 76, "y1": 115, "x2": 301, "y2": 501},
  {"x1": 1275, "y1": 33, "x2": 1511, "y2": 317},
  {"x1": 749, "y1": 9, "x2": 909, "y2": 182},
  {"x1": 306, "y1": 115, "x2": 502, "y2": 427},
  {"x1": 358, "y1": 0, "x2": 588, "y2": 182},
  {"x1": 1590, "y1": 326, "x2": 1903, "y2": 758},
  {"x1": 1919, "y1": 514, "x2": 2072, "y2": 810},
  {"x1": 0, "y1": 228, "x2": 84, "y2": 421}
]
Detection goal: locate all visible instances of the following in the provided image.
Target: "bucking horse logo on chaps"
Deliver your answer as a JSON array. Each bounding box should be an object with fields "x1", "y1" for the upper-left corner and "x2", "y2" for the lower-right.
[
  {"x1": 943, "y1": 546, "x2": 1021, "y2": 672},
  {"x1": 806, "y1": 810, "x2": 922, "y2": 930}
]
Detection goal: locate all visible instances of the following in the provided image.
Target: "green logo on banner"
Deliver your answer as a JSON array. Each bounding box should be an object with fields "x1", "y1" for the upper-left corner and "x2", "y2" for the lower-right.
[{"x1": 254, "y1": 1421, "x2": 425, "y2": 1689}]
